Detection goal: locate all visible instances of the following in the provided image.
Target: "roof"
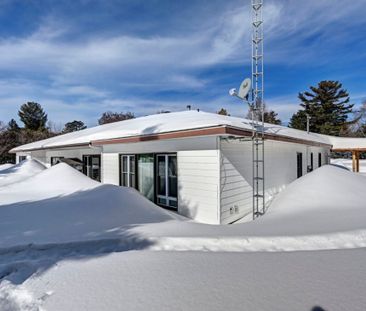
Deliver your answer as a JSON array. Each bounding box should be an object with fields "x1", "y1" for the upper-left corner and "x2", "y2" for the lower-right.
[{"x1": 10, "y1": 110, "x2": 366, "y2": 152}]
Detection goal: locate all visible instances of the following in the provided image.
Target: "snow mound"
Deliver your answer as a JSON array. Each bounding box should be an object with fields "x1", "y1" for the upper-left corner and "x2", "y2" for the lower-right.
[
  {"x1": 0, "y1": 160, "x2": 46, "y2": 187},
  {"x1": 0, "y1": 163, "x2": 14, "y2": 172},
  {"x1": 0, "y1": 163, "x2": 177, "y2": 249},
  {"x1": 0, "y1": 163, "x2": 100, "y2": 205}
]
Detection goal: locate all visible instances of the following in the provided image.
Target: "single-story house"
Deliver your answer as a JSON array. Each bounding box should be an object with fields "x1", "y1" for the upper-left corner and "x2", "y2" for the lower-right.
[{"x1": 11, "y1": 110, "x2": 366, "y2": 224}]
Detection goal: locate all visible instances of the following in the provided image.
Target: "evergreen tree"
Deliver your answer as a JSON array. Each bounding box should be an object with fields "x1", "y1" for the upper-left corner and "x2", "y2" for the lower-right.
[
  {"x1": 98, "y1": 111, "x2": 135, "y2": 125},
  {"x1": 62, "y1": 120, "x2": 87, "y2": 133},
  {"x1": 7, "y1": 119, "x2": 20, "y2": 132},
  {"x1": 263, "y1": 110, "x2": 281, "y2": 125},
  {"x1": 18, "y1": 102, "x2": 48, "y2": 131},
  {"x1": 290, "y1": 81, "x2": 354, "y2": 135},
  {"x1": 217, "y1": 108, "x2": 230, "y2": 116}
]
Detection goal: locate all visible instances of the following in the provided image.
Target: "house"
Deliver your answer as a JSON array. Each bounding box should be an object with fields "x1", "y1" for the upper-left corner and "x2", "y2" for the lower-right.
[{"x1": 11, "y1": 110, "x2": 364, "y2": 224}]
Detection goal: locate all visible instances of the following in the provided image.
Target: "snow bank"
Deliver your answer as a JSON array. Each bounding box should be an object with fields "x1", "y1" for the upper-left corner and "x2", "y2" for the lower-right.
[
  {"x1": 331, "y1": 158, "x2": 366, "y2": 173},
  {"x1": 0, "y1": 160, "x2": 45, "y2": 187},
  {"x1": 23, "y1": 248, "x2": 366, "y2": 311},
  {"x1": 0, "y1": 163, "x2": 99, "y2": 205},
  {"x1": 0, "y1": 163, "x2": 14, "y2": 172},
  {"x1": 125, "y1": 165, "x2": 366, "y2": 252},
  {"x1": 0, "y1": 281, "x2": 44, "y2": 311},
  {"x1": 0, "y1": 163, "x2": 176, "y2": 249}
]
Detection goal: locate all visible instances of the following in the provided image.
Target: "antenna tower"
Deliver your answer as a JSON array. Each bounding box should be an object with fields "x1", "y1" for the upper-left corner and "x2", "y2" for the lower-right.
[{"x1": 251, "y1": 0, "x2": 265, "y2": 218}]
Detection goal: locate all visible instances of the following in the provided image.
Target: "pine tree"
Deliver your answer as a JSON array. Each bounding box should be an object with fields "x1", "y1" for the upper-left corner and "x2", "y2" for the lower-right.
[
  {"x1": 62, "y1": 120, "x2": 87, "y2": 133},
  {"x1": 217, "y1": 108, "x2": 230, "y2": 116},
  {"x1": 246, "y1": 102, "x2": 282, "y2": 125},
  {"x1": 290, "y1": 81, "x2": 354, "y2": 135},
  {"x1": 18, "y1": 102, "x2": 48, "y2": 131}
]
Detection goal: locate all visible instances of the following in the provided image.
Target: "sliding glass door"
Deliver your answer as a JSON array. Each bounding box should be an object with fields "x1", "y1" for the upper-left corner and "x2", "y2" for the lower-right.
[{"x1": 157, "y1": 154, "x2": 178, "y2": 209}]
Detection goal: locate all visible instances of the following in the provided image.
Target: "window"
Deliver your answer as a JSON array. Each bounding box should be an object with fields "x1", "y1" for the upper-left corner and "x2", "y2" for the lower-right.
[
  {"x1": 18, "y1": 156, "x2": 27, "y2": 162},
  {"x1": 297, "y1": 152, "x2": 303, "y2": 178},
  {"x1": 120, "y1": 155, "x2": 136, "y2": 188},
  {"x1": 51, "y1": 157, "x2": 64, "y2": 166},
  {"x1": 137, "y1": 154, "x2": 154, "y2": 201},
  {"x1": 308, "y1": 152, "x2": 313, "y2": 172},
  {"x1": 82, "y1": 155, "x2": 101, "y2": 181},
  {"x1": 318, "y1": 153, "x2": 322, "y2": 167},
  {"x1": 156, "y1": 154, "x2": 178, "y2": 209}
]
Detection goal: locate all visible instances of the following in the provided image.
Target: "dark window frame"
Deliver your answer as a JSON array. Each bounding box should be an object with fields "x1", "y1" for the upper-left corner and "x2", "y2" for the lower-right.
[
  {"x1": 82, "y1": 154, "x2": 101, "y2": 181},
  {"x1": 119, "y1": 152, "x2": 178, "y2": 210},
  {"x1": 51, "y1": 156, "x2": 64, "y2": 166},
  {"x1": 297, "y1": 152, "x2": 303, "y2": 178},
  {"x1": 318, "y1": 153, "x2": 322, "y2": 167}
]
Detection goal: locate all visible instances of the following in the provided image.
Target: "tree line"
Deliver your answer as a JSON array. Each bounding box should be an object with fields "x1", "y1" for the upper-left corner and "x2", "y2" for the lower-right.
[{"x1": 0, "y1": 102, "x2": 135, "y2": 163}]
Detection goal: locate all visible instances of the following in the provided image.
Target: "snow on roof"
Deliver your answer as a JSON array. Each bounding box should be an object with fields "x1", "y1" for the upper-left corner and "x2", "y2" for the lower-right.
[{"x1": 11, "y1": 110, "x2": 366, "y2": 152}]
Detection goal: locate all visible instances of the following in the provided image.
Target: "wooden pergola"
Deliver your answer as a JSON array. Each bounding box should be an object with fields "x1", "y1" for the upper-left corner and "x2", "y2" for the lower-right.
[{"x1": 332, "y1": 148, "x2": 366, "y2": 172}]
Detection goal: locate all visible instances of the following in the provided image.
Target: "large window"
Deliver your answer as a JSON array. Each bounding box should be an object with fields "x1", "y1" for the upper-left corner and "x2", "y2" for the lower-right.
[
  {"x1": 297, "y1": 152, "x2": 303, "y2": 178},
  {"x1": 120, "y1": 155, "x2": 136, "y2": 188},
  {"x1": 83, "y1": 155, "x2": 101, "y2": 181},
  {"x1": 119, "y1": 153, "x2": 177, "y2": 208}
]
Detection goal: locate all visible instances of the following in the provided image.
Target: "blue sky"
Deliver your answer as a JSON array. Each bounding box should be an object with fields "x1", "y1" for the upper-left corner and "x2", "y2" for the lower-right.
[{"x1": 0, "y1": 0, "x2": 365, "y2": 128}]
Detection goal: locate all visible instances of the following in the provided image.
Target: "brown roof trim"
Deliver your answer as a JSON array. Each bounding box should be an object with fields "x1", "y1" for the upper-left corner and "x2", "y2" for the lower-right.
[
  {"x1": 12, "y1": 125, "x2": 332, "y2": 153},
  {"x1": 92, "y1": 126, "x2": 234, "y2": 145},
  {"x1": 92, "y1": 125, "x2": 332, "y2": 148}
]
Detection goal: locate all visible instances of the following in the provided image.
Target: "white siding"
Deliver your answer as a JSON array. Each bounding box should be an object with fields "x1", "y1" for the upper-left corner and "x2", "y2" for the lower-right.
[
  {"x1": 178, "y1": 150, "x2": 220, "y2": 224},
  {"x1": 220, "y1": 138, "x2": 331, "y2": 224},
  {"x1": 101, "y1": 153, "x2": 120, "y2": 185}
]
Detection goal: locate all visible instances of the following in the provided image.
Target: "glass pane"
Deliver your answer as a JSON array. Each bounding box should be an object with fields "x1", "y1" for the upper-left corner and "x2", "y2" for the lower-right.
[
  {"x1": 130, "y1": 173, "x2": 135, "y2": 188},
  {"x1": 122, "y1": 173, "x2": 128, "y2": 186},
  {"x1": 157, "y1": 156, "x2": 166, "y2": 196},
  {"x1": 122, "y1": 156, "x2": 128, "y2": 172},
  {"x1": 168, "y1": 156, "x2": 177, "y2": 198},
  {"x1": 169, "y1": 200, "x2": 178, "y2": 208},
  {"x1": 138, "y1": 154, "x2": 154, "y2": 201},
  {"x1": 130, "y1": 156, "x2": 135, "y2": 174},
  {"x1": 158, "y1": 197, "x2": 167, "y2": 205}
]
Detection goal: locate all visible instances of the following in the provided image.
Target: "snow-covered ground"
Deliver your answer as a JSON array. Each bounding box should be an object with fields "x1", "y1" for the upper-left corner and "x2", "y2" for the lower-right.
[
  {"x1": 0, "y1": 160, "x2": 366, "y2": 310},
  {"x1": 331, "y1": 158, "x2": 366, "y2": 174}
]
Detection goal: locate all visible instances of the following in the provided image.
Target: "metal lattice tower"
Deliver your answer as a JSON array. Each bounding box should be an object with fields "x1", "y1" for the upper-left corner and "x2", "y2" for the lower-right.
[{"x1": 251, "y1": 0, "x2": 265, "y2": 218}]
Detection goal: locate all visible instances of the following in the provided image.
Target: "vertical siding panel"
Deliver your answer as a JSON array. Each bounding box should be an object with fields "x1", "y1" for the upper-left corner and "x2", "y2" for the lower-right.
[{"x1": 177, "y1": 150, "x2": 220, "y2": 224}]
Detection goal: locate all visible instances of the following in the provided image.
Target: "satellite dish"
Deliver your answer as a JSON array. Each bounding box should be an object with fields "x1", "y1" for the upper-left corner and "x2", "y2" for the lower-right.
[{"x1": 238, "y1": 78, "x2": 251, "y2": 99}]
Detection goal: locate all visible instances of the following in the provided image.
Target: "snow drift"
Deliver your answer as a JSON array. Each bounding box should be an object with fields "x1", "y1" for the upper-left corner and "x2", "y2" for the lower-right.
[
  {"x1": 0, "y1": 159, "x2": 45, "y2": 187},
  {"x1": 0, "y1": 163, "x2": 177, "y2": 249},
  {"x1": 0, "y1": 163, "x2": 14, "y2": 172}
]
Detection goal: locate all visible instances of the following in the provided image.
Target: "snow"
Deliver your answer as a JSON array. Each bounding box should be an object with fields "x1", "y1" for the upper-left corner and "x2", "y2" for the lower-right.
[
  {"x1": 0, "y1": 163, "x2": 177, "y2": 249},
  {"x1": 11, "y1": 110, "x2": 332, "y2": 152},
  {"x1": 1, "y1": 163, "x2": 366, "y2": 310},
  {"x1": 331, "y1": 158, "x2": 366, "y2": 173},
  {"x1": 0, "y1": 160, "x2": 45, "y2": 187},
  {"x1": 22, "y1": 249, "x2": 366, "y2": 311},
  {"x1": 0, "y1": 164, "x2": 14, "y2": 172}
]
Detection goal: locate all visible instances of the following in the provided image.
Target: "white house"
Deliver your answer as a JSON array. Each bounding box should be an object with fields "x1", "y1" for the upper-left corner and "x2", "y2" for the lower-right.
[{"x1": 12, "y1": 110, "x2": 354, "y2": 224}]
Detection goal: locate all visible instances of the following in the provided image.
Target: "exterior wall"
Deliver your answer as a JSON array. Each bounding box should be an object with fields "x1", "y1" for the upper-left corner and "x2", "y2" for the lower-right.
[
  {"x1": 177, "y1": 150, "x2": 220, "y2": 224},
  {"x1": 103, "y1": 136, "x2": 221, "y2": 224},
  {"x1": 220, "y1": 138, "x2": 330, "y2": 224},
  {"x1": 101, "y1": 153, "x2": 120, "y2": 185}
]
